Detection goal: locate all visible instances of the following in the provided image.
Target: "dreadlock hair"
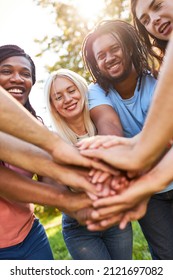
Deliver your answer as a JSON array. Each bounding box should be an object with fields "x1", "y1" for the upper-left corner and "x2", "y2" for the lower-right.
[
  {"x1": 82, "y1": 19, "x2": 153, "y2": 93},
  {"x1": 131, "y1": 0, "x2": 168, "y2": 70},
  {"x1": 0, "y1": 44, "x2": 41, "y2": 121}
]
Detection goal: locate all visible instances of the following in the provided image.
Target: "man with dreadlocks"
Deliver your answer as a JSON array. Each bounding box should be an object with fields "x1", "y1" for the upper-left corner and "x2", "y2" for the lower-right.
[{"x1": 81, "y1": 20, "x2": 173, "y2": 259}]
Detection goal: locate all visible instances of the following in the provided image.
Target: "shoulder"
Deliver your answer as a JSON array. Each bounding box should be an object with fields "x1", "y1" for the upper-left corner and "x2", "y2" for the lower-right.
[
  {"x1": 142, "y1": 73, "x2": 157, "y2": 85},
  {"x1": 140, "y1": 74, "x2": 157, "y2": 93},
  {"x1": 88, "y1": 82, "x2": 104, "y2": 92}
]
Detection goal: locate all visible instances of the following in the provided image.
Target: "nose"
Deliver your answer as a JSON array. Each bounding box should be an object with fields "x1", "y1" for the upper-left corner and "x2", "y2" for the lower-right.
[
  {"x1": 152, "y1": 14, "x2": 161, "y2": 26},
  {"x1": 10, "y1": 72, "x2": 24, "y2": 83},
  {"x1": 64, "y1": 92, "x2": 72, "y2": 103},
  {"x1": 105, "y1": 52, "x2": 115, "y2": 63}
]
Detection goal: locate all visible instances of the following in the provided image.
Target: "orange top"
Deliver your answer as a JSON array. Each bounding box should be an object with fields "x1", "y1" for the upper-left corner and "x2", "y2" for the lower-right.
[{"x1": 0, "y1": 163, "x2": 35, "y2": 248}]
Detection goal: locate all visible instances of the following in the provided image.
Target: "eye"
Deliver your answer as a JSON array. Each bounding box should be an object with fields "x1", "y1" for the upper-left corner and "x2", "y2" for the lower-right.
[
  {"x1": 21, "y1": 71, "x2": 32, "y2": 78},
  {"x1": 141, "y1": 17, "x2": 150, "y2": 26},
  {"x1": 55, "y1": 95, "x2": 62, "y2": 101},
  {"x1": 111, "y1": 46, "x2": 120, "y2": 53},
  {"x1": 0, "y1": 69, "x2": 11, "y2": 75},
  {"x1": 69, "y1": 89, "x2": 76, "y2": 94},
  {"x1": 97, "y1": 53, "x2": 106, "y2": 61}
]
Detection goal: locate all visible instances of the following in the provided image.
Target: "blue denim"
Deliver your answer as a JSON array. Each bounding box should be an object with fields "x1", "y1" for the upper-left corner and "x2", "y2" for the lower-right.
[
  {"x1": 62, "y1": 213, "x2": 132, "y2": 260},
  {"x1": 0, "y1": 219, "x2": 53, "y2": 260},
  {"x1": 139, "y1": 189, "x2": 173, "y2": 260}
]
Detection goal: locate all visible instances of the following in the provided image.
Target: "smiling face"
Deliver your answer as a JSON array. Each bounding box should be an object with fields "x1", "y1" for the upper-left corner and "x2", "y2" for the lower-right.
[
  {"x1": 135, "y1": 0, "x2": 173, "y2": 41},
  {"x1": 0, "y1": 56, "x2": 33, "y2": 105},
  {"x1": 50, "y1": 76, "x2": 84, "y2": 122},
  {"x1": 92, "y1": 33, "x2": 132, "y2": 83}
]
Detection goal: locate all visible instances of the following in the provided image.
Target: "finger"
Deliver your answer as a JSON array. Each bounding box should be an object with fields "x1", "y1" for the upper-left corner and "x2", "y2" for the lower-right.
[
  {"x1": 119, "y1": 215, "x2": 130, "y2": 230},
  {"x1": 91, "y1": 170, "x2": 102, "y2": 183},
  {"x1": 76, "y1": 136, "x2": 97, "y2": 150},
  {"x1": 90, "y1": 158, "x2": 120, "y2": 176},
  {"x1": 87, "y1": 213, "x2": 123, "y2": 231},
  {"x1": 102, "y1": 137, "x2": 130, "y2": 148},
  {"x1": 93, "y1": 195, "x2": 123, "y2": 208},
  {"x1": 97, "y1": 172, "x2": 111, "y2": 183}
]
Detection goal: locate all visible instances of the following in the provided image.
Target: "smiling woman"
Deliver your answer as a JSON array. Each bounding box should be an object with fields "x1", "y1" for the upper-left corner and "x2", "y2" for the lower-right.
[{"x1": 73, "y1": 0, "x2": 105, "y2": 20}]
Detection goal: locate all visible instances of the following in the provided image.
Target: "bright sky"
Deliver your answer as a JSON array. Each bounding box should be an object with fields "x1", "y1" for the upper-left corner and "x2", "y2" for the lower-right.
[{"x1": 0, "y1": 0, "x2": 105, "y2": 123}]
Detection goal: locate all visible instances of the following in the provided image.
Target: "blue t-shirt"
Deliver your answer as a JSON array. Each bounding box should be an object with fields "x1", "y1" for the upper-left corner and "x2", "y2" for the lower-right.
[{"x1": 88, "y1": 74, "x2": 173, "y2": 193}]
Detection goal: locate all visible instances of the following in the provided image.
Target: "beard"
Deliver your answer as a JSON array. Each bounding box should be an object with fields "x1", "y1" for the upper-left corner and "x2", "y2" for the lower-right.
[{"x1": 108, "y1": 60, "x2": 133, "y2": 85}]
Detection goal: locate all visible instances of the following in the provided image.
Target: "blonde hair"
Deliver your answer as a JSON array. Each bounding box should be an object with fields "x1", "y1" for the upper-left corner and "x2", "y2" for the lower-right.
[{"x1": 44, "y1": 68, "x2": 96, "y2": 144}]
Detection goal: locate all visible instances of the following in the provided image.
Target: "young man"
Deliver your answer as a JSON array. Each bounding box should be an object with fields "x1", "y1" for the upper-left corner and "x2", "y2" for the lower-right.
[{"x1": 82, "y1": 20, "x2": 173, "y2": 259}]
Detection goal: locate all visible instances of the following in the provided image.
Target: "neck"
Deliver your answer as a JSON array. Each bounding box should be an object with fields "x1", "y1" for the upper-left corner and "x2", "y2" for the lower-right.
[
  {"x1": 66, "y1": 115, "x2": 87, "y2": 136},
  {"x1": 113, "y1": 68, "x2": 138, "y2": 99}
]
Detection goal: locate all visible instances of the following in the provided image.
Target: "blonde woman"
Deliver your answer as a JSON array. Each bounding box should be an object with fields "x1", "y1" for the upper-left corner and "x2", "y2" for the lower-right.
[{"x1": 44, "y1": 68, "x2": 132, "y2": 260}]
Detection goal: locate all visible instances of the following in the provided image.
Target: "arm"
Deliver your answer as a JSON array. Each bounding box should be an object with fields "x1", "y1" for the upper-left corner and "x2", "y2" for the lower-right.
[
  {"x1": 0, "y1": 132, "x2": 100, "y2": 195},
  {"x1": 90, "y1": 105, "x2": 123, "y2": 136},
  {"x1": 0, "y1": 87, "x2": 108, "y2": 170},
  {"x1": 87, "y1": 146, "x2": 173, "y2": 231},
  {"x1": 0, "y1": 86, "x2": 55, "y2": 152},
  {"x1": 131, "y1": 35, "x2": 173, "y2": 167},
  {"x1": 0, "y1": 166, "x2": 91, "y2": 214}
]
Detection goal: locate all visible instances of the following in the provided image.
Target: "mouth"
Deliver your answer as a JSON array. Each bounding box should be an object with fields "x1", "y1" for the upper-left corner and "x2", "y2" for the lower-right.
[
  {"x1": 159, "y1": 21, "x2": 172, "y2": 34},
  {"x1": 7, "y1": 88, "x2": 24, "y2": 95},
  {"x1": 65, "y1": 102, "x2": 77, "y2": 111},
  {"x1": 107, "y1": 61, "x2": 121, "y2": 71}
]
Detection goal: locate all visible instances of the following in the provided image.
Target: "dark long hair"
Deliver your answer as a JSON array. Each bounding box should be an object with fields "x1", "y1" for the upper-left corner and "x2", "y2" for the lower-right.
[
  {"x1": 131, "y1": 0, "x2": 168, "y2": 69},
  {"x1": 82, "y1": 19, "x2": 154, "y2": 93}
]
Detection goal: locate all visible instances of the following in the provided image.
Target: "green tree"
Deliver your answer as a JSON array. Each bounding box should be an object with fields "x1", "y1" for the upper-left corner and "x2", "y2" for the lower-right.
[{"x1": 34, "y1": 0, "x2": 130, "y2": 78}]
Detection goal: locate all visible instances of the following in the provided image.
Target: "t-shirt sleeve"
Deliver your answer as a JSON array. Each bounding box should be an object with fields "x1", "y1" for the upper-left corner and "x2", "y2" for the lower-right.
[{"x1": 88, "y1": 83, "x2": 113, "y2": 110}]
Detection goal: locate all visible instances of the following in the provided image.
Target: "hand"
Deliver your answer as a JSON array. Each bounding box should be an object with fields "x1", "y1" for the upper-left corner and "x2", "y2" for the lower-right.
[
  {"x1": 85, "y1": 172, "x2": 154, "y2": 230},
  {"x1": 76, "y1": 135, "x2": 132, "y2": 150},
  {"x1": 89, "y1": 168, "x2": 129, "y2": 196},
  {"x1": 52, "y1": 164, "x2": 99, "y2": 197},
  {"x1": 86, "y1": 199, "x2": 149, "y2": 231},
  {"x1": 52, "y1": 138, "x2": 120, "y2": 175},
  {"x1": 80, "y1": 143, "x2": 139, "y2": 171},
  {"x1": 60, "y1": 191, "x2": 92, "y2": 214}
]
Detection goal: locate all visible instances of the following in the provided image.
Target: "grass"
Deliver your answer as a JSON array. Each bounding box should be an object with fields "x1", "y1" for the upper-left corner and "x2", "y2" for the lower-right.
[{"x1": 36, "y1": 208, "x2": 152, "y2": 260}]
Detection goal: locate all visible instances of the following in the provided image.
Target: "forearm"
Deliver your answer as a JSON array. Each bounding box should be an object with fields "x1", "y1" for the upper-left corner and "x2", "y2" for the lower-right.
[
  {"x1": 0, "y1": 132, "x2": 58, "y2": 178},
  {"x1": 139, "y1": 146, "x2": 173, "y2": 194},
  {"x1": 0, "y1": 165, "x2": 67, "y2": 207},
  {"x1": 0, "y1": 166, "x2": 91, "y2": 213},
  {"x1": 133, "y1": 36, "x2": 173, "y2": 166},
  {"x1": 0, "y1": 132, "x2": 73, "y2": 184},
  {"x1": 0, "y1": 86, "x2": 60, "y2": 154}
]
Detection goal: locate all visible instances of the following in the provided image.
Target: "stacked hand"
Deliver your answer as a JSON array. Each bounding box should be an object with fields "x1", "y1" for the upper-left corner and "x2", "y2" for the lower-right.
[{"x1": 72, "y1": 135, "x2": 156, "y2": 230}]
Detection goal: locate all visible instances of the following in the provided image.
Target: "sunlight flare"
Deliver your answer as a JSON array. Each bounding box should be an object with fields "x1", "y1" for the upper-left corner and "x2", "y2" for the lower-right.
[{"x1": 74, "y1": 0, "x2": 105, "y2": 20}]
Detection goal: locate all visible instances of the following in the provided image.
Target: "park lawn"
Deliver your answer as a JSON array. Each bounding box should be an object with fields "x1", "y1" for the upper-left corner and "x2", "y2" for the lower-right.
[{"x1": 36, "y1": 208, "x2": 151, "y2": 260}]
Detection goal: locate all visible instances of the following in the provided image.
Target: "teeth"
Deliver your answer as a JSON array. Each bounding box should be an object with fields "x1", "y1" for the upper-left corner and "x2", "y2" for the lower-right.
[
  {"x1": 8, "y1": 89, "x2": 23, "y2": 94},
  {"x1": 160, "y1": 22, "x2": 169, "y2": 33}
]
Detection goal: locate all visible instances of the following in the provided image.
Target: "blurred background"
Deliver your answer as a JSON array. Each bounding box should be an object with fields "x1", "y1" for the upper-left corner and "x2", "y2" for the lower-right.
[{"x1": 0, "y1": 0, "x2": 130, "y2": 126}]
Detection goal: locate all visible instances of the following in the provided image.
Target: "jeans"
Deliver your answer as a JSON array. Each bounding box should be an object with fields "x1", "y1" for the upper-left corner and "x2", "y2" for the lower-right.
[
  {"x1": 62, "y1": 213, "x2": 132, "y2": 260},
  {"x1": 139, "y1": 189, "x2": 173, "y2": 260},
  {"x1": 0, "y1": 219, "x2": 53, "y2": 260}
]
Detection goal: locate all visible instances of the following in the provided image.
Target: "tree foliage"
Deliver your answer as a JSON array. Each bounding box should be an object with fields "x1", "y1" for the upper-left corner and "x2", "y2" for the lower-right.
[{"x1": 34, "y1": 0, "x2": 130, "y2": 79}]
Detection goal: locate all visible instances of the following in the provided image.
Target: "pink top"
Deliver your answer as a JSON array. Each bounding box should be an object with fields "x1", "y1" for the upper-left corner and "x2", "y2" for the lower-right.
[{"x1": 0, "y1": 163, "x2": 35, "y2": 248}]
